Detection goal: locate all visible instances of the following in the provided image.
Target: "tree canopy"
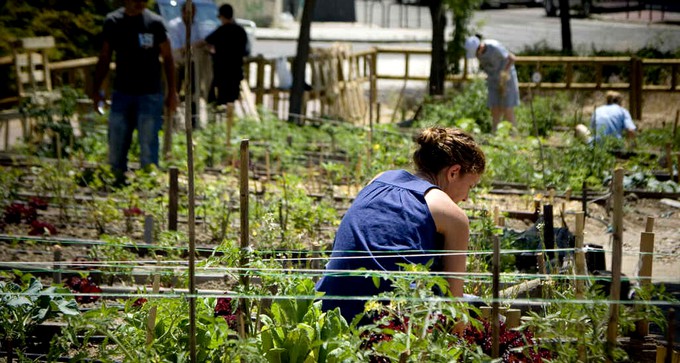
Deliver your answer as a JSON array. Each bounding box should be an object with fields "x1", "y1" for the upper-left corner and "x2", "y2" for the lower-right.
[{"x1": 0, "y1": 0, "x2": 118, "y2": 59}]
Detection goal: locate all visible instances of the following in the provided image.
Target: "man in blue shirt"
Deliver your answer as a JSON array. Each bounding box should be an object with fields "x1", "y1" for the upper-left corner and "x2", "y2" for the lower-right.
[{"x1": 590, "y1": 91, "x2": 637, "y2": 144}]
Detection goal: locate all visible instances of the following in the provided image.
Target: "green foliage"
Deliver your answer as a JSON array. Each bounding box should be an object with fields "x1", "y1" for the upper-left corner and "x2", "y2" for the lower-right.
[
  {"x1": 0, "y1": 0, "x2": 115, "y2": 59},
  {"x1": 89, "y1": 235, "x2": 138, "y2": 285},
  {"x1": 515, "y1": 92, "x2": 571, "y2": 136},
  {"x1": 418, "y1": 79, "x2": 491, "y2": 132},
  {"x1": 0, "y1": 271, "x2": 78, "y2": 356}
]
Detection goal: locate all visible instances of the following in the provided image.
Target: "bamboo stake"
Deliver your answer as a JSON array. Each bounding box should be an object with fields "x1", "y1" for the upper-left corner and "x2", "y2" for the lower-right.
[
  {"x1": 146, "y1": 274, "x2": 160, "y2": 345},
  {"x1": 666, "y1": 143, "x2": 673, "y2": 178},
  {"x1": 575, "y1": 211, "x2": 588, "y2": 363},
  {"x1": 493, "y1": 206, "x2": 500, "y2": 226},
  {"x1": 226, "y1": 103, "x2": 234, "y2": 150},
  {"x1": 606, "y1": 167, "x2": 624, "y2": 361},
  {"x1": 498, "y1": 216, "x2": 505, "y2": 227},
  {"x1": 574, "y1": 211, "x2": 586, "y2": 299},
  {"x1": 491, "y1": 234, "x2": 500, "y2": 359},
  {"x1": 265, "y1": 148, "x2": 271, "y2": 181},
  {"x1": 239, "y1": 140, "x2": 251, "y2": 337},
  {"x1": 672, "y1": 109, "x2": 679, "y2": 142}
]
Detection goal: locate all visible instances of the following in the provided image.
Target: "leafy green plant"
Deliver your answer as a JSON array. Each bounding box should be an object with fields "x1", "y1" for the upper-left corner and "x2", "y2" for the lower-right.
[
  {"x1": 419, "y1": 79, "x2": 491, "y2": 133},
  {"x1": 259, "y1": 278, "x2": 352, "y2": 363},
  {"x1": 89, "y1": 235, "x2": 138, "y2": 285},
  {"x1": 0, "y1": 271, "x2": 79, "y2": 360}
]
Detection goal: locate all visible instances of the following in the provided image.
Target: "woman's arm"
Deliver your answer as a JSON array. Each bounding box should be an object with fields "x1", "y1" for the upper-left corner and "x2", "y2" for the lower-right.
[
  {"x1": 504, "y1": 52, "x2": 516, "y2": 72},
  {"x1": 424, "y1": 189, "x2": 470, "y2": 298}
]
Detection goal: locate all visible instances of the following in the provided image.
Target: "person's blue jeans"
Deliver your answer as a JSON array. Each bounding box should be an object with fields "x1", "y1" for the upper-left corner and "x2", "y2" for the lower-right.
[{"x1": 108, "y1": 91, "x2": 164, "y2": 179}]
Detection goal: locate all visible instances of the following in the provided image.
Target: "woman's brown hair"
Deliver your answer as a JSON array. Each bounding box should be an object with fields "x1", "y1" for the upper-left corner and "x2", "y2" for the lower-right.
[{"x1": 413, "y1": 127, "x2": 486, "y2": 176}]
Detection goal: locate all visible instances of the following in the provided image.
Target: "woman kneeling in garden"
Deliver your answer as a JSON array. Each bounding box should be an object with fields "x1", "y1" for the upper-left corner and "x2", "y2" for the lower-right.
[{"x1": 315, "y1": 126, "x2": 486, "y2": 324}]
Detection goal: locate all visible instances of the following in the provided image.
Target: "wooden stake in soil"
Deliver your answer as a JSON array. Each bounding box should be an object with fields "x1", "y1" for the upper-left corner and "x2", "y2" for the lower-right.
[
  {"x1": 146, "y1": 274, "x2": 161, "y2": 345},
  {"x1": 168, "y1": 167, "x2": 178, "y2": 231},
  {"x1": 143, "y1": 215, "x2": 154, "y2": 244},
  {"x1": 544, "y1": 204, "x2": 555, "y2": 264},
  {"x1": 665, "y1": 308, "x2": 676, "y2": 363},
  {"x1": 645, "y1": 216, "x2": 655, "y2": 233},
  {"x1": 574, "y1": 211, "x2": 586, "y2": 299},
  {"x1": 505, "y1": 309, "x2": 521, "y2": 329},
  {"x1": 574, "y1": 210, "x2": 588, "y2": 362},
  {"x1": 666, "y1": 143, "x2": 673, "y2": 178},
  {"x1": 582, "y1": 181, "x2": 588, "y2": 216},
  {"x1": 162, "y1": 106, "x2": 174, "y2": 160},
  {"x1": 53, "y1": 245, "x2": 62, "y2": 284},
  {"x1": 239, "y1": 140, "x2": 251, "y2": 337},
  {"x1": 634, "y1": 230, "x2": 655, "y2": 337},
  {"x1": 606, "y1": 167, "x2": 624, "y2": 361},
  {"x1": 673, "y1": 109, "x2": 679, "y2": 142},
  {"x1": 491, "y1": 234, "x2": 500, "y2": 359}
]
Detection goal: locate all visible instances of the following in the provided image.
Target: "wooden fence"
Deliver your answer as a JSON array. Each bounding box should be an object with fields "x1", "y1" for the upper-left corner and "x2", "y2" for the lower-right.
[{"x1": 2, "y1": 48, "x2": 679, "y2": 122}]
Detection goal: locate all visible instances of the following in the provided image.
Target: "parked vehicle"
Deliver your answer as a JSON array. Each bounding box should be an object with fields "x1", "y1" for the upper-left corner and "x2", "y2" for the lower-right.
[
  {"x1": 481, "y1": 0, "x2": 543, "y2": 9},
  {"x1": 543, "y1": 0, "x2": 640, "y2": 17}
]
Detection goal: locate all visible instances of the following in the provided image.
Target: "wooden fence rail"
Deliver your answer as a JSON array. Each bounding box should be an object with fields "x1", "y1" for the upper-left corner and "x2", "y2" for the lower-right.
[{"x1": 2, "y1": 48, "x2": 679, "y2": 122}]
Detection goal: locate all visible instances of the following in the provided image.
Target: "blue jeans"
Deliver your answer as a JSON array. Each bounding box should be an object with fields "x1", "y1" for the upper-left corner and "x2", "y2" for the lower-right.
[{"x1": 108, "y1": 92, "x2": 163, "y2": 176}]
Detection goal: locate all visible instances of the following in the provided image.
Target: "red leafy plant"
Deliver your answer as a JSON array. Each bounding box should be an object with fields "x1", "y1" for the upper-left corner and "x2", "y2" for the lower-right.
[
  {"x1": 360, "y1": 309, "x2": 553, "y2": 363},
  {"x1": 28, "y1": 196, "x2": 49, "y2": 210},
  {"x1": 28, "y1": 220, "x2": 58, "y2": 236},
  {"x1": 122, "y1": 206, "x2": 143, "y2": 217},
  {"x1": 459, "y1": 318, "x2": 554, "y2": 363},
  {"x1": 214, "y1": 296, "x2": 239, "y2": 330},
  {"x1": 3, "y1": 202, "x2": 37, "y2": 224},
  {"x1": 64, "y1": 275, "x2": 103, "y2": 304},
  {"x1": 133, "y1": 297, "x2": 148, "y2": 307}
]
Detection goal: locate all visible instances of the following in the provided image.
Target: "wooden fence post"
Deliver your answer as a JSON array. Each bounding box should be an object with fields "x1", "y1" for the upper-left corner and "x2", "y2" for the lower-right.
[
  {"x1": 629, "y1": 57, "x2": 643, "y2": 120},
  {"x1": 255, "y1": 55, "x2": 265, "y2": 106}
]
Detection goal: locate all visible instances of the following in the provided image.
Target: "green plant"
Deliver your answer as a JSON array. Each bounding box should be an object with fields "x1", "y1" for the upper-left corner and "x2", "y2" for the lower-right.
[
  {"x1": 259, "y1": 278, "x2": 352, "y2": 363},
  {"x1": 30, "y1": 159, "x2": 79, "y2": 223},
  {"x1": 419, "y1": 79, "x2": 492, "y2": 133},
  {"x1": 88, "y1": 235, "x2": 138, "y2": 285},
  {"x1": 18, "y1": 87, "x2": 83, "y2": 159},
  {"x1": 0, "y1": 271, "x2": 79, "y2": 360}
]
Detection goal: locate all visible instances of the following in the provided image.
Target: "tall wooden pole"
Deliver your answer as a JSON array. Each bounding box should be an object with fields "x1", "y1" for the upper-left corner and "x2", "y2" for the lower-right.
[
  {"x1": 239, "y1": 140, "x2": 251, "y2": 336},
  {"x1": 183, "y1": 2, "x2": 197, "y2": 360},
  {"x1": 574, "y1": 211, "x2": 586, "y2": 299},
  {"x1": 606, "y1": 167, "x2": 624, "y2": 361},
  {"x1": 491, "y1": 234, "x2": 500, "y2": 359}
]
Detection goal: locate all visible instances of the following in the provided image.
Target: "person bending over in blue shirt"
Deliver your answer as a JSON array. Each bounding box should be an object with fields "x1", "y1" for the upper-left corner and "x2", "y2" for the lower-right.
[
  {"x1": 315, "y1": 127, "x2": 486, "y2": 325},
  {"x1": 576, "y1": 91, "x2": 637, "y2": 146},
  {"x1": 591, "y1": 91, "x2": 637, "y2": 143}
]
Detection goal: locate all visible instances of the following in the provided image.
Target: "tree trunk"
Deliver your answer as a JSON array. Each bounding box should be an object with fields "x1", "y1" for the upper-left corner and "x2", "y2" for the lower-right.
[
  {"x1": 288, "y1": 0, "x2": 317, "y2": 123},
  {"x1": 559, "y1": 0, "x2": 573, "y2": 55},
  {"x1": 429, "y1": 0, "x2": 446, "y2": 96}
]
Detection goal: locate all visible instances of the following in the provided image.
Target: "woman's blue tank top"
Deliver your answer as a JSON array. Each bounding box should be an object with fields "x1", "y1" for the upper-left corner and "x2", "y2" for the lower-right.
[{"x1": 315, "y1": 169, "x2": 443, "y2": 323}]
